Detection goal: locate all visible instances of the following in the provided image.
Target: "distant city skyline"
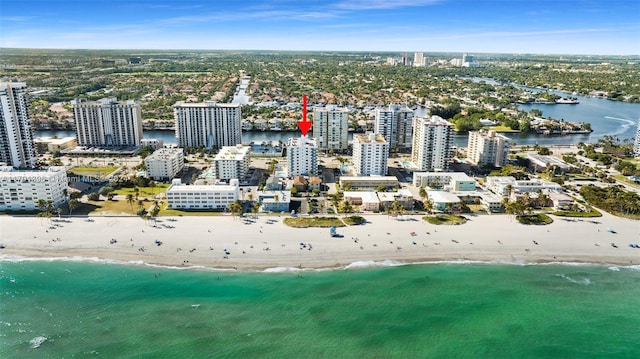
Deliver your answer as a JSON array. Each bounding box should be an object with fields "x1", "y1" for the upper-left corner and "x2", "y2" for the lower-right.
[{"x1": 1, "y1": 0, "x2": 639, "y2": 55}]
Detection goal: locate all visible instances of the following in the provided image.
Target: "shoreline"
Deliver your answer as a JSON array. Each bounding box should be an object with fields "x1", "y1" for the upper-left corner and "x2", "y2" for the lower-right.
[{"x1": 1, "y1": 212, "x2": 639, "y2": 271}]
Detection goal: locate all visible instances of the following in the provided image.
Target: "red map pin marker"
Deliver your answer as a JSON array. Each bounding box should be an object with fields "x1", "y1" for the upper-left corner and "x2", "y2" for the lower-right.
[{"x1": 297, "y1": 95, "x2": 312, "y2": 136}]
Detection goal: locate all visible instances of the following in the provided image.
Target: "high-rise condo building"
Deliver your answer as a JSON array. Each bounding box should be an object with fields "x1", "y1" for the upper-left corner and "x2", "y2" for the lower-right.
[
  {"x1": 286, "y1": 136, "x2": 318, "y2": 177},
  {"x1": 144, "y1": 147, "x2": 185, "y2": 181},
  {"x1": 174, "y1": 101, "x2": 241, "y2": 149},
  {"x1": 73, "y1": 97, "x2": 143, "y2": 147},
  {"x1": 374, "y1": 104, "x2": 414, "y2": 152},
  {"x1": 634, "y1": 121, "x2": 640, "y2": 156},
  {"x1": 352, "y1": 133, "x2": 389, "y2": 176},
  {"x1": 410, "y1": 116, "x2": 454, "y2": 172},
  {"x1": 312, "y1": 106, "x2": 349, "y2": 151},
  {"x1": 0, "y1": 82, "x2": 37, "y2": 168},
  {"x1": 467, "y1": 130, "x2": 510, "y2": 167},
  {"x1": 413, "y1": 52, "x2": 426, "y2": 67},
  {"x1": 212, "y1": 144, "x2": 251, "y2": 181}
]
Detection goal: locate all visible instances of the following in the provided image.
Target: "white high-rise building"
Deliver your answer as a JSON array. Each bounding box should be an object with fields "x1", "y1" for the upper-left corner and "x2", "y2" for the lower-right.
[
  {"x1": 352, "y1": 133, "x2": 389, "y2": 176},
  {"x1": 312, "y1": 106, "x2": 349, "y2": 151},
  {"x1": 467, "y1": 130, "x2": 510, "y2": 167},
  {"x1": 0, "y1": 82, "x2": 37, "y2": 168},
  {"x1": 0, "y1": 166, "x2": 67, "y2": 211},
  {"x1": 174, "y1": 101, "x2": 241, "y2": 149},
  {"x1": 73, "y1": 97, "x2": 143, "y2": 147},
  {"x1": 634, "y1": 121, "x2": 640, "y2": 156},
  {"x1": 413, "y1": 52, "x2": 426, "y2": 67},
  {"x1": 144, "y1": 147, "x2": 185, "y2": 181},
  {"x1": 286, "y1": 136, "x2": 318, "y2": 177},
  {"x1": 374, "y1": 104, "x2": 414, "y2": 151},
  {"x1": 212, "y1": 144, "x2": 251, "y2": 181},
  {"x1": 410, "y1": 116, "x2": 454, "y2": 172}
]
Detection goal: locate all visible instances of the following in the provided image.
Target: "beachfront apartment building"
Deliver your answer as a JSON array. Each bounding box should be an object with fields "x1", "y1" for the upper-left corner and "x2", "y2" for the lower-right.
[
  {"x1": 374, "y1": 104, "x2": 414, "y2": 152},
  {"x1": 257, "y1": 190, "x2": 291, "y2": 212},
  {"x1": 467, "y1": 130, "x2": 510, "y2": 167},
  {"x1": 0, "y1": 166, "x2": 67, "y2": 211},
  {"x1": 165, "y1": 179, "x2": 239, "y2": 210},
  {"x1": 174, "y1": 101, "x2": 241, "y2": 149},
  {"x1": 312, "y1": 106, "x2": 349, "y2": 151},
  {"x1": 286, "y1": 136, "x2": 318, "y2": 177},
  {"x1": 413, "y1": 172, "x2": 477, "y2": 191},
  {"x1": 485, "y1": 176, "x2": 562, "y2": 196},
  {"x1": 634, "y1": 121, "x2": 640, "y2": 156},
  {"x1": 339, "y1": 176, "x2": 399, "y2": 191},
  {"x1": 212, "y1": 145, "x2": 251, "y2": 181},
  {"x1": 73, "y1": 97, "x2": 143, "y2": 147},
  {"x1": 410, "y1": 116, "x2": 454, "y2": 172},
  {"x1": 352, "y1": 133, "x2": 389, "y2": 176},
  {"x1": 0, "y1": 82, "x2": 37, "y2": 168},
  {"x1": 144, "y1": 147, "x2": 185, "y2": 181}
]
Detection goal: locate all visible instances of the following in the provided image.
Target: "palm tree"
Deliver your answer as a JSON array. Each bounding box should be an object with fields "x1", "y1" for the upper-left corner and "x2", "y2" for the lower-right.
[
  {"x1": 252, "y1": 201, "x2": 260, "y2": 219},
  {"x1": 126, "y1": 194, "x2": 135, "y2": 214},
  {"x1": 418, "y1": 186, "x2": 427, "y2": 199},
  {"x1": 423, "y1": 198, "x2": 433, "y2": 215},
  {"x1": 68, "y1": 199, "x2": 79, "y2": 215}
]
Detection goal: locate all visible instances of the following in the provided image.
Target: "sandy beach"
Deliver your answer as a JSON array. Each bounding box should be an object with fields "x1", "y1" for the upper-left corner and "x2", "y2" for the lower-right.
[{"x1": 1, "y1": 212, "x2": 639, "y2": 270}]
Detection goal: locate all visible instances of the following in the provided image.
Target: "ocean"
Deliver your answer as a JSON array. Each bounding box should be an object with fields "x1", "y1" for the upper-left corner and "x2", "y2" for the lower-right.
[{"x1": 1, "y1": 260, "x2": 640, "y2": 358}]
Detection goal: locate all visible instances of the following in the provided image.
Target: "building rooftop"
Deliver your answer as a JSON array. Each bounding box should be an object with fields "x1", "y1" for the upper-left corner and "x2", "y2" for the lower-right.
[
  {"x1": 414, "y1": 115, "x2": 453, "y2": 127},
  {"x1": 174, "y1": 101, "x2": 240, "y2": 108},
  {"x1": 527, "y1": 154, "x2": 573, "y2": 170},
  {"x1": 344, "y1": 191, "x2": 380, "y2": 203},
  {"x1": 354, "y1": 133, "x2": 387, "y2": 144},
  {"x1": 287, "y1": 136, "x2": 317, "y2": 147},
  {"x1": 214, "y1": 145, "x2": 251, "y2": 161},
  {"x1": 427, "y1": 191, "x2": 461, "y2": 203},
  {"x1": 145, "y1": 147, "x2": 183, "y2": 160}
]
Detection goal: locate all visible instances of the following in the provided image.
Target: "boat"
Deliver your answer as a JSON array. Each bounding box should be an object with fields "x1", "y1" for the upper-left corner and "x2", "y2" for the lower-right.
[{"x1": 555, "y1": 98, "x2": 580, "y2": 104}]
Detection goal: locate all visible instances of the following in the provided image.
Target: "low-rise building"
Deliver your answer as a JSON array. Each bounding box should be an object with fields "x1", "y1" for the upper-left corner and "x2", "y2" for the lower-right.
[
  {"x1": 144, "y1": 147, "x2": 185, "y2": 181},
  {"x1": 547, "y1": 191, "x2": 575, "y2": 211},
  {"x1": 34, "y1": 137, "x2": 77, "y2": 154},
  {"x1": 527, "y1": 154, "x2": 574, "y2": 172},
  {"x1": 344, "y1": 191, "x2": 380, "y2": 211},
  {"x1": 0, "y1": 166, "x2": 68, "y2": 211},
  {"x1": 485, "y1": 176, "x2": 562, "y2": 196},
  {"x1": 339, "y1": 176, "x2": 399, "y2": 191},
  {"x1": 309, "y1": 176, "x2": 322, "y2": 191},
  {"x1": 378, "y1": 189, "x2": 414, "y2": 210},
  {"x1": 212, "y1": 145, "x2": 251, "y2": 181},
  {"x1": 427, "y1": 191, "x2": 462, "y2": 213},
  {"x1": 165, "y1": 179, "x2": 239, "y2": 210},
  {"x1": 140, "y1": 138, "x2": 164, "y2": 150},
  {"x1": 292, "y1": 176, "x2": 308, "y2": 192},
  {"x1": 480, "y1": 192, "x2": 504, "y2": 212},
  {"x1": 413, "y1": 172, "x2": 476, "y2": 191},
  {"x1": 257, "y1": 190, "x2": 291, "y2": 212}
]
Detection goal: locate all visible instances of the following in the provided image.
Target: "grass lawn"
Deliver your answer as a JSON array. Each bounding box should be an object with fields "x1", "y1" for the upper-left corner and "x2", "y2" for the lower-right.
[
  {"x1": 612, "y1": 174, "x2": 640, "y2": 189},
  {"x1": 158, "y1": 208, "x2": 225, "y2": 216},
  {"x1": 69, "y1": 166, "x2": 120, "y2": 177},
  {"x1": 113, "y1": 184, "x2": 171, "y2": 197},
  {"x1": 489, "y1": 126, "x2": 521, "y2": 133},
  {"x1": 284, "y1": 216, "x2": 346, "y2": 228},
  {"x1": 342, "y1": 215, "x2": 366, "y2": 225},
  {"x1": 516, "y1": 213, "x2": 554, "y2": 225},
  {"x1": 82, "y1": 199, "x2": 137, "y2": 215},
  {"x1": 422, "y1": 214, "x2": 468, "y2": 225},
  {"x1": 553, "y1": 208, "x2": 602, "y2": 218}
]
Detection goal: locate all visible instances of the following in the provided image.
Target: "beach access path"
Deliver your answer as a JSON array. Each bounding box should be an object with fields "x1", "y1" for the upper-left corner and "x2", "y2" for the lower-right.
[{"x1": 1, "y1": 212, "x2": 639, "y2": 270}]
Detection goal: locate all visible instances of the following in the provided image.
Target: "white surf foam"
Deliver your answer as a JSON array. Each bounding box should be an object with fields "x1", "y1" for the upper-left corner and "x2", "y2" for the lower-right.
[
  {"x1": 556, "y1": 274, "x2": 592, "y2": 285},
  {"x1": 29, "y1": 336, "x2": 47, "y2": 349}
]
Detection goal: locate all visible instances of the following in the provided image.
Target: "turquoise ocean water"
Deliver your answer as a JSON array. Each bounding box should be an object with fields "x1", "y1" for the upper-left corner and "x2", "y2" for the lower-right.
[{"x1": 1, "y1": 260, "x2": 640, "y2": 358}]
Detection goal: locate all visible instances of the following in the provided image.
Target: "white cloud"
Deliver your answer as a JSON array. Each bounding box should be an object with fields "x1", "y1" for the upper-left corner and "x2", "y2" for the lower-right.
[{"x1": 333, "y1": 0, "x2": 442, "y2": 10}]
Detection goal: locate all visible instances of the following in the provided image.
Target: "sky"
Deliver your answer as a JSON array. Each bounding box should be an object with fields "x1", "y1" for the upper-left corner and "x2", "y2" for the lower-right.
[{"x1": 1, "y1": 0, "x2": 639, "y2": 55}]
